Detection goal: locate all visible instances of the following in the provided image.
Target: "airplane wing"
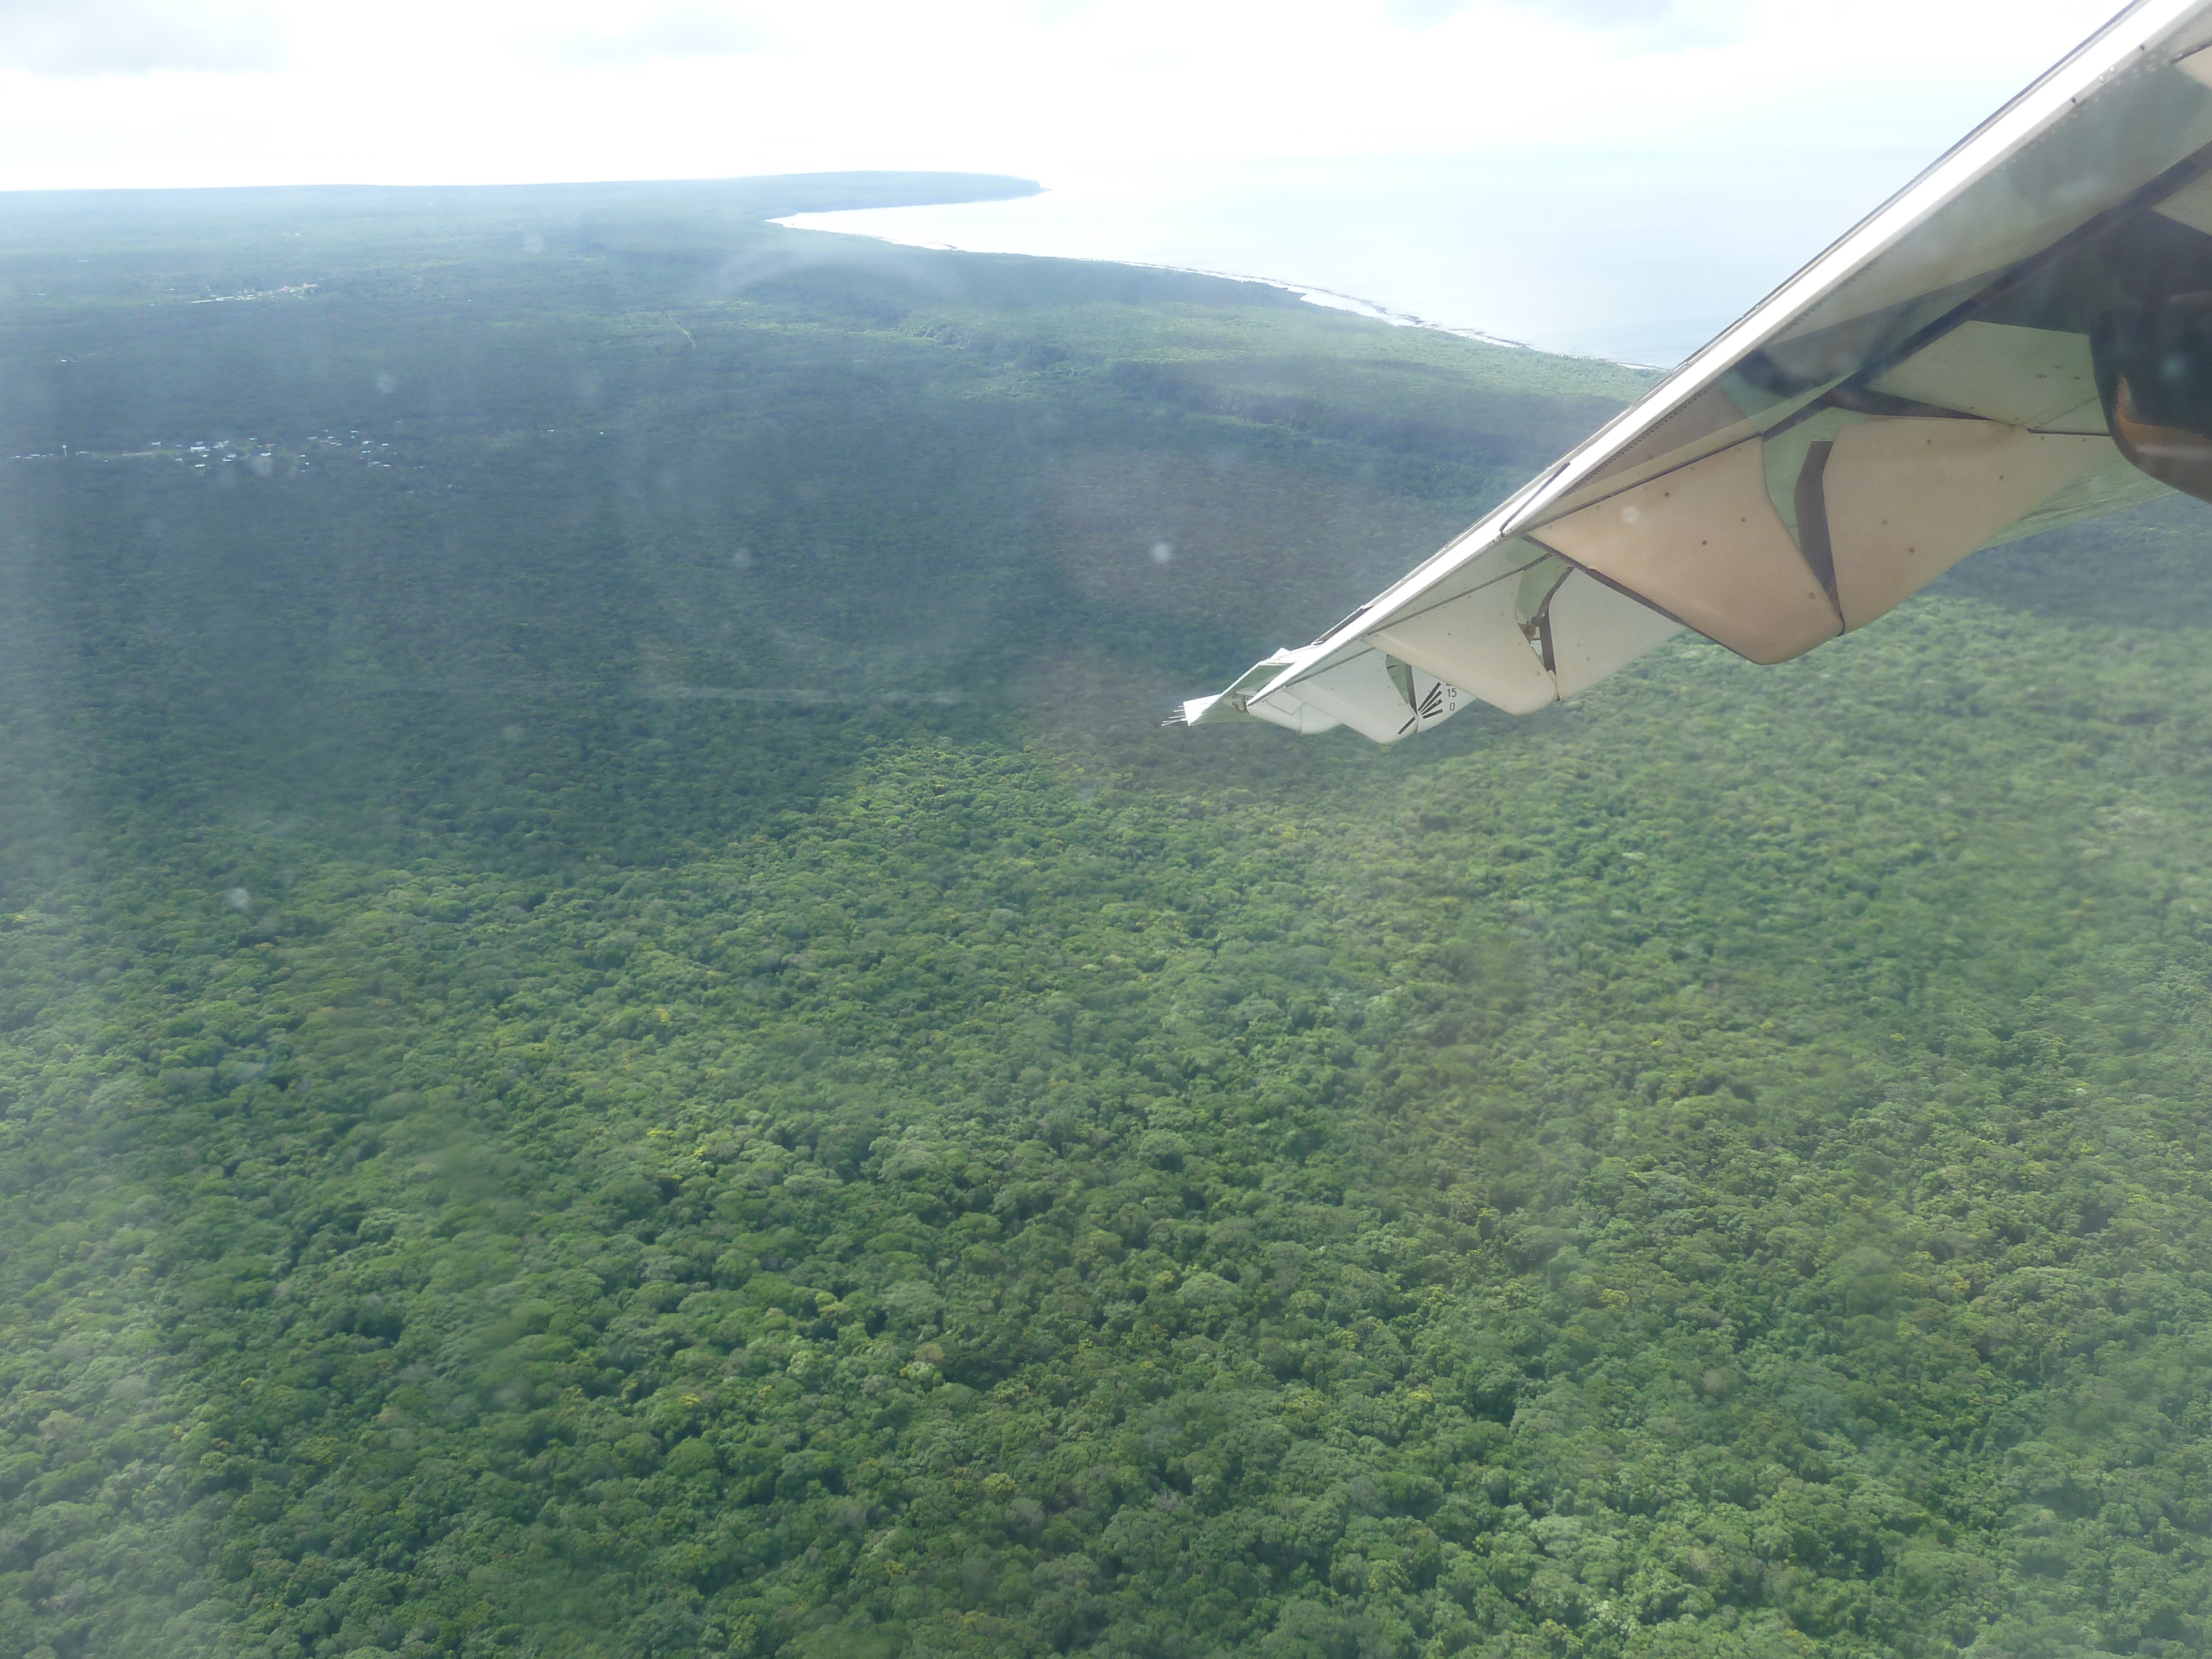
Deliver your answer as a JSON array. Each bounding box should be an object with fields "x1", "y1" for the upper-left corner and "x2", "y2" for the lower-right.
[{"x1": 1176, "y1": 0, "x2": 2212, "y2": 744}]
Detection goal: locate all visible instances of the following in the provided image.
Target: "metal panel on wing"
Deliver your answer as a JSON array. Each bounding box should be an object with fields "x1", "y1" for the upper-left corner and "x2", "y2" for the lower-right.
[
  {"x1": 1767, "y1": 56, "x2": 2212, "y2": 361},
  {"x1": 1869, "y1": 322, "x2": 2103, "y2": 426}
]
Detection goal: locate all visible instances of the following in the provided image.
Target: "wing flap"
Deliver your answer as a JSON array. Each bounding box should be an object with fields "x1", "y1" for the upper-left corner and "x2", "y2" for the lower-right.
[
  {"x1": 1547, "y1": 572, "x2": 1684, "y2": 697},
  {"x1": 1291, "y1": 650, "x2": 1465, "y2": 744},
  {"x1": 1241, "y1": 693, "x2": 1342, "y2": 734},
  {"x1": 1359, "y1": 541, "x2": 1561, "y2": 716},
  {"x1": 1821, "y1": 420, "x2": 2116, "y2": 626},
  {"x1": 1531, "y1": 441, "x2": 1840, "y2": 665}
]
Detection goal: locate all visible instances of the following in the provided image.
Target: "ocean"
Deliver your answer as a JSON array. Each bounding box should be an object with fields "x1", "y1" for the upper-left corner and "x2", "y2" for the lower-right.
[{"x1": 779, "y1": 148, "x2": 1943, "y2": 368}]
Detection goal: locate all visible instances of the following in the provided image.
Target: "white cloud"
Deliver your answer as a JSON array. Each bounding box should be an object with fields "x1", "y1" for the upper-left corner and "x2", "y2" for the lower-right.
[
  {"x1": 0, "y1": 0, "x2": 285, "y2": 77},
  {"x1": 1396, "y1": 0, "x2": 1756, "y2": 50},
  {"x1": 539, "y1": 5, "x2": 781, "y2": 69},
  {"x1": 0, "y1": 0, "x2": 2131, "y2": 190}
]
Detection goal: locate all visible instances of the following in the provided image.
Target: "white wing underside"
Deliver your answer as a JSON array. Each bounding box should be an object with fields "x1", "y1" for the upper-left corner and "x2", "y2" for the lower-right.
[{"x1": 1182, "y1": 0, "x2": 2212, "y2": 742}]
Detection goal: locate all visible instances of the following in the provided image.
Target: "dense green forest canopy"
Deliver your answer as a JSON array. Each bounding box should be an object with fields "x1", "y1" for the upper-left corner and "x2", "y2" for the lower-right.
[{"x1": 3, "y1": 176, "x2": 2211, "y2": 1659}]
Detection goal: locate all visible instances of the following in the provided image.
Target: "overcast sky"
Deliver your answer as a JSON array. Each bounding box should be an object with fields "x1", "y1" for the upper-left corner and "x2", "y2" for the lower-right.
[{"x1": 0, "y1": 0, "x2": 2138, "y2": 194}]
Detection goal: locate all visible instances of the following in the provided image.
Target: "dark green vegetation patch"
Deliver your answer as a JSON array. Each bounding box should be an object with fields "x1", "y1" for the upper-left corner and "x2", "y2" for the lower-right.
[{"x1": 2, "y1": 178, "x2": 2210, "y2": 1659}]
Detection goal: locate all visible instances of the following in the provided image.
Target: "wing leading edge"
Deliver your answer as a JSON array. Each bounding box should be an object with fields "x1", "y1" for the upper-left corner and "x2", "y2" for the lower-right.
[{"x1": 1177, "y1": 0, "x2": 2212, "y2": 743}]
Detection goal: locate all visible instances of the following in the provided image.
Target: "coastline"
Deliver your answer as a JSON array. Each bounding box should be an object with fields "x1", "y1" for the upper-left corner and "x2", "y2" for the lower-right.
[{"x1": 769, "y1": 209, "x2": 1668, "y2": 373}]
